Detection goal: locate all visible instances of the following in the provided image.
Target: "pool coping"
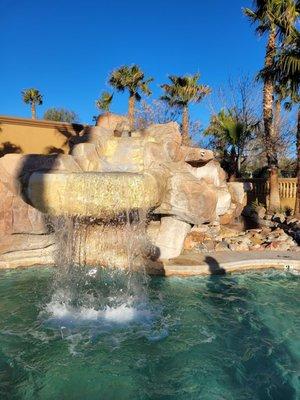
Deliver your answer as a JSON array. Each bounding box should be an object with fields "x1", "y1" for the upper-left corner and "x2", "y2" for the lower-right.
[{"x1": 148, "y1": 251, "x2": 300, "y2": 276}]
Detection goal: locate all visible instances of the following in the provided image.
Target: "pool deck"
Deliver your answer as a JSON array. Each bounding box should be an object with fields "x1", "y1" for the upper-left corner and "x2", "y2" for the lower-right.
[{"x1": 148, "y1": 251, "x2": 300, "y2": 276}]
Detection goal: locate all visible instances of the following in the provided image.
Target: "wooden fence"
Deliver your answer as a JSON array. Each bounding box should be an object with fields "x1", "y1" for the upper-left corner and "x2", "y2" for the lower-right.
[{"x1": 239, "y1": 178, "x2": 297, "y2": 210}]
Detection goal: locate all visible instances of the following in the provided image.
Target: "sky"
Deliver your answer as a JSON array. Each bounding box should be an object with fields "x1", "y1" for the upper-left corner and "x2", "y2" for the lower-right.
[{"x1": 0, "y1": 0, "x2": 265, "y2": 128}]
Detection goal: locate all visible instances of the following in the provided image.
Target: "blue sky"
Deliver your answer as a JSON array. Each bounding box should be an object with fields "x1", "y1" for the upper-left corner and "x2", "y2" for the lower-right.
[{"x1": 0, "y1": 0, "x2": 265, "y2": 127}]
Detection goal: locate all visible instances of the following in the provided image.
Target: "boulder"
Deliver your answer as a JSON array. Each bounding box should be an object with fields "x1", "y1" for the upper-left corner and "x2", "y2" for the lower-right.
[
  {"x1": 96, "y1": 113, "x2": 130, "y2": 131},
  {"x1": 183, "y1": 230, "x2": 206, "y2": 251},
  {"x1": 216, "y1": 188, "x2": 232, "y2": 216},
  {"x1": 143, "y1": 122, "x2": 182, "y2": 147},
  {"x1": 155, "y1": 169, "x2": 217, "y2": 225},
  {"x1": 155, "y1": 216, "x2": 191, "y2": 259},
  {"x1": 0, "y1": 180, "x2": 47, "y2": 235},
  {"x1": 180, "y1": 146, "x2": 214, "y2": 165},
  {"x1": 0, "y1": 154, "x2": 24, "y2": 194},
  {"x1": 191, "y1": 160, "x2": 227, "y2": 187},
  {"x1": 227, "y1": 182, "x2": 247, "y2": 216},
  {"x1": 72, "y1": 143, "x2": 102, "y2": 171},
  {"x1": 219, "y1": 206, "x2": 236, "y2": 225},
  {"x1": 74, "y1": 125, "x2": 112, "y2": 147},
  {"x1": 98, "y1": 137, "x2": 145, "y2": 172}
]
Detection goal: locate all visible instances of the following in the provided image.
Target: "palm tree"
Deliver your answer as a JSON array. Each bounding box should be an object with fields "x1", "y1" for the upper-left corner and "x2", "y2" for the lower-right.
[
  {"x1": 109, "y1": 65, "x2": 153, "y2": 128},
  {"x1": 21, "y1": 88, "x2": 43, "y2": 119},
  {"x1": 274, "y1": 30, "x2": 300, "y2": 214},
  {"x1": 244, "y1": 0, "x2": 299, "y2": 211},
  {"x1": 95, "y1": 91, "x2": 113, "y2": 114},
  {"x1": 204, "y1": 108, "x2": 257, "y2": 180},
  {"x1": 160, "y1": 74, "x2": 210, "y2": 145}
]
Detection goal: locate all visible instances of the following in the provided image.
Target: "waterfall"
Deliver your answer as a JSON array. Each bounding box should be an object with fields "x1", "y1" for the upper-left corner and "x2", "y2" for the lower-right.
[{"x1": 45, "y1": 209, "x2": 151, "y2": 323}]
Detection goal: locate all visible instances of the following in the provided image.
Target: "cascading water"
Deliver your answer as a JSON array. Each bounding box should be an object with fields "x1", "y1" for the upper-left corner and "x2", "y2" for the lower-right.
[{"x1": 45, "y1": 208, "x2": 153, "y2": 328}]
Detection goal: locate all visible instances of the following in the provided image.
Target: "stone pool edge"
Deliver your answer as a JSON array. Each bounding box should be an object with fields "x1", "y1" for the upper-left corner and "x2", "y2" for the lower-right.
[
  {"x1": 1, "y1": 251, "x2": 300, "y2": 277},
  {"x1": 148, "y1": 251, "x2": 300, "y2": 276}
]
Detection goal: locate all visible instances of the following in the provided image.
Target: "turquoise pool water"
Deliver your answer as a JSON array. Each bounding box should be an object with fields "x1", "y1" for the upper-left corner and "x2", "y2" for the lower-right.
[{"x1": 0, "y1": 267, "x2": 299, "y2": 399}]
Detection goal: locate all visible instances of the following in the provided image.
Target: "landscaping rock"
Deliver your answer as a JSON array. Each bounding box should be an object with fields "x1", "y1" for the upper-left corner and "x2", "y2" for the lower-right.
[
  {"x1": 155, "y1": 216, "x2": 191, "y2": 259},
  {"x1": 229, "y1": 242, "x2": 249, "y2": 251},
  {"x1": 183, "y1": 231, "x2": 206, "y2": 251},
  {"x1": 191, "y1": 159, "x2": 227, "y2": 187},
  {"x1": 96, "y1": 113, "x2": 130, "y2": 131},
  {"x1": 72, "y1": 143, "x2": 102, "y2": 171},
  {"x1": 215, "y1": 241, "x2": 230, "y2": 251},
  {"x1": 155, "y1": 170, "x2": 217, "y2": 225},
  {"x1": 180, "y1": 146, "x2": 214, "y2": 165},
  {"x1": 256, "y1": 205, "x2": 267, "y2": 219}
]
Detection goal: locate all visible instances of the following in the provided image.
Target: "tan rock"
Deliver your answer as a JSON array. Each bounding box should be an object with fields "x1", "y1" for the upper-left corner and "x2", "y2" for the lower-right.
[
  {"x1": 146, "y1": 220, "x2": 161, "y2": 243},
  {"x1": 143, "y1": 122, "x2": 182, "y2": 147},
  {"x1": 216, "y1": 188, "x2": 232, "y2": 216},
  {"x1": 217, "y1": 225, "x2": 242, "y2": 239},
  {"x1": 219, "y1": 208, "x2": 236, "y2": 225},
  {"x1": 180, "y1": 146, "x2": 214, "y2": 165},
  {"x1": 72, "y1": 143, "x2": 102, "y2": 171},
  {"x1": 215, "y1": 241, "x2": 230, "y2": 251},
  {"x1": 0, "y1": 181, "x2": 47, "y2": 235},
  {"x1": 155, "y1": 216, "x2": 191, "y2": 259},
  {"x1": 0, "y1": 234, "x2": 55, "y2": 254},
  {"x1": 96, "y1": 113, "x2": 130, "y2": 131},
  {"x1": 26, "y1": 171, "x2": 161, "y2": 218},
  {"x1": 227, "y1": 182, "x2": 247, "y2": 217},
  {"x1": 191, "y1": 160, "x2": 227, "y2": 187},
  {"x1": 229, "y1": 242, "x2": 249, "y2": 251},
  {"x1": 203, "y1": 239, "x2": 216, "y2": 252},
  {"x1": 183, "y1": 231, "x2": 206, "y2": 251},
  {"x1": 0, "y1": 243, "x2": 55, "y2": 269},
  {"x1": 155, "y1": 169, "x2": 217, "y2": 225}
]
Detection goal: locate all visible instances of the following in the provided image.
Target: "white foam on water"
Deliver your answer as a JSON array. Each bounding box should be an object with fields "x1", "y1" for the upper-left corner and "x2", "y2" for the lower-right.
[
  {"x1": 43, "y1": 287, "x2": 156, "y2": 327},
  {"x1": 103, "y1": 304, "x2": 136, "y2": 323},
  {"x1": 45, "y1": 300, "x2": 138, "y2": 324}
]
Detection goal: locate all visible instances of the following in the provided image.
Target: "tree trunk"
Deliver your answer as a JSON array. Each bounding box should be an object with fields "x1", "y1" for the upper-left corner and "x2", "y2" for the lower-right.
[
  {"x1": 294, "y1": 107, "x2": 300, "y2": 217},
  {"x1": 128, "y1": 94, "x2": 135, "y2": 129},
  {"x1": 263, "y1": 28, "x2": 280, "y2": 211},
  {"x1": 182, "y1": 105, "x2": 190, "y2": 145},
  {"x1": 274, "y1": 98, "x2": 281, "y2": 138},
  {"x1": 31, "y1": 103, "x2": 36, "y2": 119}
]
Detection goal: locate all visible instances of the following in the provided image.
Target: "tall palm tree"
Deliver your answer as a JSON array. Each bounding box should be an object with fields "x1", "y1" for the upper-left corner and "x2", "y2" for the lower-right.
[
  {"x1": 244, "y1": 0, "x2": 299, "y2": 211},
  {"x1": 21, "y1": 88, "x2": 43, "y2": 119},
  {"x1": 95, "y1": 91, "x2": 113, "y2": 114},
  {"x1": 109, "y1": 65, "x2": 153, "y2": 128},
  {"x1": 204, "y1": 108, "x2": 257, "y2": 180},
  {"x1": 160, "y1": 74, "x2": 210, "y2": 145},
  {"x1": 274, "y1": 30, "x2": 300, "y2": 214}
]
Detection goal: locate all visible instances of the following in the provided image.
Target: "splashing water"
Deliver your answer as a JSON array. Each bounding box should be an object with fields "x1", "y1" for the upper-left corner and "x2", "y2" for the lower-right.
[{"x1": 46, "y1": 209, "x2": 152, "y2": 327}]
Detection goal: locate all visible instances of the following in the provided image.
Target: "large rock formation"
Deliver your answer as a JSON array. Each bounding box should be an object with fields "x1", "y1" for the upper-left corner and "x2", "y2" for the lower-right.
[{"x1": 0, "y1": 118, "x2": 245, "y2": 268}]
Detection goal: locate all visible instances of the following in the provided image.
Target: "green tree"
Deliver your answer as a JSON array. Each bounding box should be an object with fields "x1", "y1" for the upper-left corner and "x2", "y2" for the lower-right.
[
  {"x1": 244, "y1": 0, "x2": 299, "y2": 210},
  {"x1": 109, "y1": 65, "x2": 153, "y2": 128},
  {"x1": 43, "y1": 108, "x2": 78, "y2": 123},
  {"x1": 95, "y1": 91, "x2": 113, "y2": 113},
  {"x1": 204, "y1": 108, "x2": 257, "y2": 180},
  {"x1": 160, "y1": 74, "x2": 210, "y2": 145},
  {"x1": 21, "y1": 88, "x2": 43, "y2": 119}
]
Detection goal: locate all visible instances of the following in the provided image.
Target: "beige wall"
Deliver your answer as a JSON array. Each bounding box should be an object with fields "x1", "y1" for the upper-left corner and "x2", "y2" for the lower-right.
[{"x1": 0, "y1": 115, "x2": 84, "y2": 155}]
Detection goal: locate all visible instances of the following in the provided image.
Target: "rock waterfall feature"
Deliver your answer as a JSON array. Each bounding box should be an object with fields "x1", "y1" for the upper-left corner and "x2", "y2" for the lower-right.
[{"x1": 0, "y1": 115, "x2": 246, "y2": 269}]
